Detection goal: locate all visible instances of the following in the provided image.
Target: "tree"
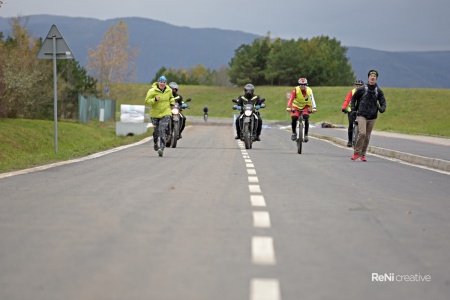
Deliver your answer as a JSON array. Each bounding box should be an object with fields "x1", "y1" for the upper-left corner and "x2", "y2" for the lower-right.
[
  {"x1": 57, "y1": 60, "x2": 98, "y2": 118},
  {"x1": 228, "y1": 34, "x2": 355, "y2": 86},
  {"x1": 0, "y1": 16, "x2": 53, "y2": 118},
  {"x1": 87, "y1": 20, "x2": 139, "y2": 95},
  {"x1": 265, "y1": 38, "x2": 307, "y2": 85},
  {"x1": 0, "y1": 16, "x2": 100, "y2": 119}
]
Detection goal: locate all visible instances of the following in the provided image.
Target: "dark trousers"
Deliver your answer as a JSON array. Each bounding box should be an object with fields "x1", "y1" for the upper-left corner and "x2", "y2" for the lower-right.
[
  {"x1": 151, "y1": 116, "x2": 171, "y2": 150},
  {"x1": 347, "y1": 112, "x2": 357, "y2": 142},
  {"x1": 291, "y1": 115, "x2": 310, "y2": 135},
  {"x1": 180, "y1": 113, "x2": 186, "y2": 133}
]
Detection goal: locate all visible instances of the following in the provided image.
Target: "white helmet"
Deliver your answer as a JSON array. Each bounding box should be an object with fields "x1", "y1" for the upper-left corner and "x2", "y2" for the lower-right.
[{"x1": 298, "y1": 78, "x2": 308, "y2": 85}]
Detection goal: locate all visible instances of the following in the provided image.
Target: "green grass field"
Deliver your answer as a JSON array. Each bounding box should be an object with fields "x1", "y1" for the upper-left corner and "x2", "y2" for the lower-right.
[
  {"x1": 111, "y1": 83, "x2": 450, "y2": 136},
  {"x1": 1, "y1": 84, "x2": 449, "y2": 173}
]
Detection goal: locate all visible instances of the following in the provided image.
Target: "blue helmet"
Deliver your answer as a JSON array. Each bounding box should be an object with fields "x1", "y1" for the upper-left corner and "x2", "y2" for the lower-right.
[{"x1": 158, "y1": 75, "x2": 167, "y2": 83}]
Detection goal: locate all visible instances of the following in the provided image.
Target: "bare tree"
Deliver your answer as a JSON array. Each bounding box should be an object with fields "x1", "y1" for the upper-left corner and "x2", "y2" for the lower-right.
[{"x1": 87, "y1": 20, "x2": 139, "y2": 95}]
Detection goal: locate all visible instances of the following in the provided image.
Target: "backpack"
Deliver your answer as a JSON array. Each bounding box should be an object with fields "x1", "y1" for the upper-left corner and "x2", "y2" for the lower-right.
[{"x1": 362, "y1": 84, "x2": 378, "y2": 99}]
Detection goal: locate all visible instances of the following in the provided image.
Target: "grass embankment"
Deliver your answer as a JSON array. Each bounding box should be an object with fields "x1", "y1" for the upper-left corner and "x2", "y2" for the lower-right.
[
  {"x1": 1, "y1": 84, "x2": 449, "y2": 173},
  {"x1": 0, "y1": 119, "x2": 152, "y2": 173},
  {"x1": 111, "y1": 83, "x2": 450, "y2": 137}
]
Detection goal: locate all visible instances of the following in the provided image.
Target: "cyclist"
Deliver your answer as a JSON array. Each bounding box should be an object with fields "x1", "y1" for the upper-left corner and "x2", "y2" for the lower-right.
[
  {"x1": 286, "y1": 78, "x2": 317, "y2": 142},
  {"x1": 168, "y1": 82, "x2": 187, "y2": 139},
  {"x1": 341, "y1": 78, "x2": 364, "y2": 147},
  {"x1": 234, "y1": 83, "x2": 266, "y2": 141}
]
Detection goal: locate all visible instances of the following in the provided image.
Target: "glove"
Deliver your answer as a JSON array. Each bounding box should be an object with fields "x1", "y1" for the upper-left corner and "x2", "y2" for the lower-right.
[
  {"x1": 286, "y1": 107, "x2": 292, "y2": 112},
  {"x1": 255, "y1": 105, "x2": 261, "y2": 110},
  {"x1": 237, "y1": 106, "x2": 242, "y2": 110},
  {"x1": 342, "y1": 108, "x2": 348, "y2": 113},
  {"x1": 181, "y1": 103, "x2": 187, "y2": 108},
  {"x1": 261, "y1": 103, "x2": 266, "y2": 108},
  {"x1": 232, "y1": 105, "x2": 237, "y2": 110},
  {"x1": 379, "y1": 107, "x2": 385, "y2": 113}
]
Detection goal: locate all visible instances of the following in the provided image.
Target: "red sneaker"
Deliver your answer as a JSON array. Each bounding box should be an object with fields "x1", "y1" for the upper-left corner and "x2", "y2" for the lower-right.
[
  {"x1": 360, "y1": 156, "x2": 367, "y2": 162},
  {"x1": 350, "y1": 153, "x2": 360, "y2": 161}
]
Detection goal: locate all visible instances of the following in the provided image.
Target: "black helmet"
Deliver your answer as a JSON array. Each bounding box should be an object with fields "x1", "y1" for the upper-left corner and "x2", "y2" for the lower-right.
[
  {"x1": 368, "y1": 69, "x2": 378, "y2": 78},
  {"x1": 355, "y1": 78, "x2": 364, "y2": 85}
]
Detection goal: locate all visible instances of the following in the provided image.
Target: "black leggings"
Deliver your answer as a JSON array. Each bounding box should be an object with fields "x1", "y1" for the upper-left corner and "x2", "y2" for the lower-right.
[
  {"x1": 291, "y1": 115, "x2": 309, "y2": 135},
  {"x1": 347, "y1": 112, "x2": 356, "y2": 142},
  {"x1": 180, "y1": 114, "x2": 187, "y2": 133}
]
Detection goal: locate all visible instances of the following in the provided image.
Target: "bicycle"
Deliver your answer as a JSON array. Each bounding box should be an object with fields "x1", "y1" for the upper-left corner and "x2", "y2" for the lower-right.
[{"x1": 291, "y1": 108, "x2": 311, "y2": 154}]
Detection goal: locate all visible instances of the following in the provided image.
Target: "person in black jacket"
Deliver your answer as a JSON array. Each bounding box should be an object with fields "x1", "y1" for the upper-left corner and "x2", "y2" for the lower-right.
[
  {"x1": 350, "y1": 70, "x2": 387, "y2": 161},
  {"x1": 233, "y1": 83, "x2": 266, "y2": 141},
  {"x1": 168, "y1": 82, "x2": 187, "y2": 139}
]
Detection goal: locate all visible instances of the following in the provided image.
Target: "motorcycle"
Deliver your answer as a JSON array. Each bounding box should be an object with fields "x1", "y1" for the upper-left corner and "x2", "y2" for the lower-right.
[
  {"x1": 166, "y1": 98, "x2": 191, "y2": 148},
  {"x1": 232, "y1": 98, "x2": 265, "y2": 149}
]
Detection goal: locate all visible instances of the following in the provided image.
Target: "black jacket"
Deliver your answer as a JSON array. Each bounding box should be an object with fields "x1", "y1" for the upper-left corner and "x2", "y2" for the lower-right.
[
  {"x1": 172, "y1": 92, "x2": 183, "y2": 106},
  {"x1": 236, "y1": 94, "x2": 263, "y2": 107},
  {"x1": 350, "y1": 84, "x2": 386, "y2": 120}
]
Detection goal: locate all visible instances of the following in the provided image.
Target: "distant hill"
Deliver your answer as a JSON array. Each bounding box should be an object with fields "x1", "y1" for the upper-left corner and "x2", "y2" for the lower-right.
[
  {"x1": 1, "y1": 15, "x2": 449, "y2": 88},
  {"x1": 347, "y1": 47, "x2": 450, "y2": 88}
]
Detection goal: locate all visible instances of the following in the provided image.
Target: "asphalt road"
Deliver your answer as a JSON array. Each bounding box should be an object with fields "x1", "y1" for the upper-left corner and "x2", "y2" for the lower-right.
[{"x1": 1, "y1": 121, "x2": 449, "y2": 300}]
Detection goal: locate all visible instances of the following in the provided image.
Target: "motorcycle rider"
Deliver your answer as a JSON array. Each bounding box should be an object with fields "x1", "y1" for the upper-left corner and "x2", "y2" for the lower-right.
[
  {"x1": 203, "y1": 105, "x2": 209, "y2": 121},
  {"x1": 233, "y1": 83, "x2": 266, "y2": 141},
  {"x1": 168, "y1": 82, "x2": 187, "y2": 139},
  {"x1": 341, "y1": 78, "x2": 364, "y2": 147},
  {"x1": 286, "y1": 78, "x2": 317, "y2": 142}
]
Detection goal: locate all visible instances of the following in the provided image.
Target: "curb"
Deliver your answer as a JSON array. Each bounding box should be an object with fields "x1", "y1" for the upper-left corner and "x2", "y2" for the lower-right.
[{"x1": 310, "y1": 133, "x2": 450, "y2": 172}]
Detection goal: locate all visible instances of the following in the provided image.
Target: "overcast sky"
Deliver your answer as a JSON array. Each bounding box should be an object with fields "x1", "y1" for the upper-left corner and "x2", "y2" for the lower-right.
[{"x1": 1, "y1": 0, "x2": 449, "y2": 51}]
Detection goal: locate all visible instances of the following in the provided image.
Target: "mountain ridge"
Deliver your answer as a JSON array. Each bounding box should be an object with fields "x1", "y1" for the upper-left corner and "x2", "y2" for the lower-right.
[{"x1": 1, "y1": 15, "x2": 449, "y2": 88}]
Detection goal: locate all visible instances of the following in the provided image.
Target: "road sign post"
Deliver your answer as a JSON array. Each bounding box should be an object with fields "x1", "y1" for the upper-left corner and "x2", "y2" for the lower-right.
[{"x1": 37, "y1": 25, "x2": 74, "y2": 152}]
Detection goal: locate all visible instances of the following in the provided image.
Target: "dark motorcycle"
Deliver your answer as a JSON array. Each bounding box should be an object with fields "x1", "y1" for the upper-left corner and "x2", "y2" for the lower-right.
[
  {"x1": 166, "y1": 98, "x2": 191, "y2": 148},
  {"x1": 232, "y1": 98, "x2": 265, "y2": 149}
]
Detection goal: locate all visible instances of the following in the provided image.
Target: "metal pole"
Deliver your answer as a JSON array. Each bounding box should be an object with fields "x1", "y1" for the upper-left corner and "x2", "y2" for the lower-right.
[{"x1": 53, "y1": 35, "x2": 58, "y2": 152}]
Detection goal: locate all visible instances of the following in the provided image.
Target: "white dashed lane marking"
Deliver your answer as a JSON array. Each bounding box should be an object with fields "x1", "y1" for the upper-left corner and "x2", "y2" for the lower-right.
[
  {"x1": 249, "y1": 185, "x2": 262, "y2": 193},
  {"x1": 237, "y1": 139, "x2": 281, "y2": 299},
  {"x1": 253, "y1": 211, "x2": 271, "y2": 228},
  {"x1": 252, "y1": 236, "x2": 276, "y2": 265},
  {"x1": 250, "y1": 279, "x2": 281, "y2": 300},
  {"x1": 250, "y1": 195, "x2": 266, "y2": 207},
  {"x1": 247, "y1": 169, "x2": 257, "y2": 175},
  {"x1": 248, "y1": 176, "x2": 259, "y2": 183}
]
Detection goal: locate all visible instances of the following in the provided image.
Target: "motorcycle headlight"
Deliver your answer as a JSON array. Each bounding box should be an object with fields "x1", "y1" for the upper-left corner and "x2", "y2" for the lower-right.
[
  {"x1": 244, "y1": 110, "x2": 252, "y2": 117},
  {"x1": 171, "y1": 108, "x2": 179, "y2": 114}
]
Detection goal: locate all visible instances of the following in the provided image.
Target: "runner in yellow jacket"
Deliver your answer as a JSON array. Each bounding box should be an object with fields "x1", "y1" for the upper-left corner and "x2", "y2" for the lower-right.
[{"x1": 145, "y1": 76, "x2": 175, "y2": 157}]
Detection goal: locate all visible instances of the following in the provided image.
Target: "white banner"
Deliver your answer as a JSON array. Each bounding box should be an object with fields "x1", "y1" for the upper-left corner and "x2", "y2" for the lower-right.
[{"x1": 120, "y1": 105, "x2": 145, "y2": 123}]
